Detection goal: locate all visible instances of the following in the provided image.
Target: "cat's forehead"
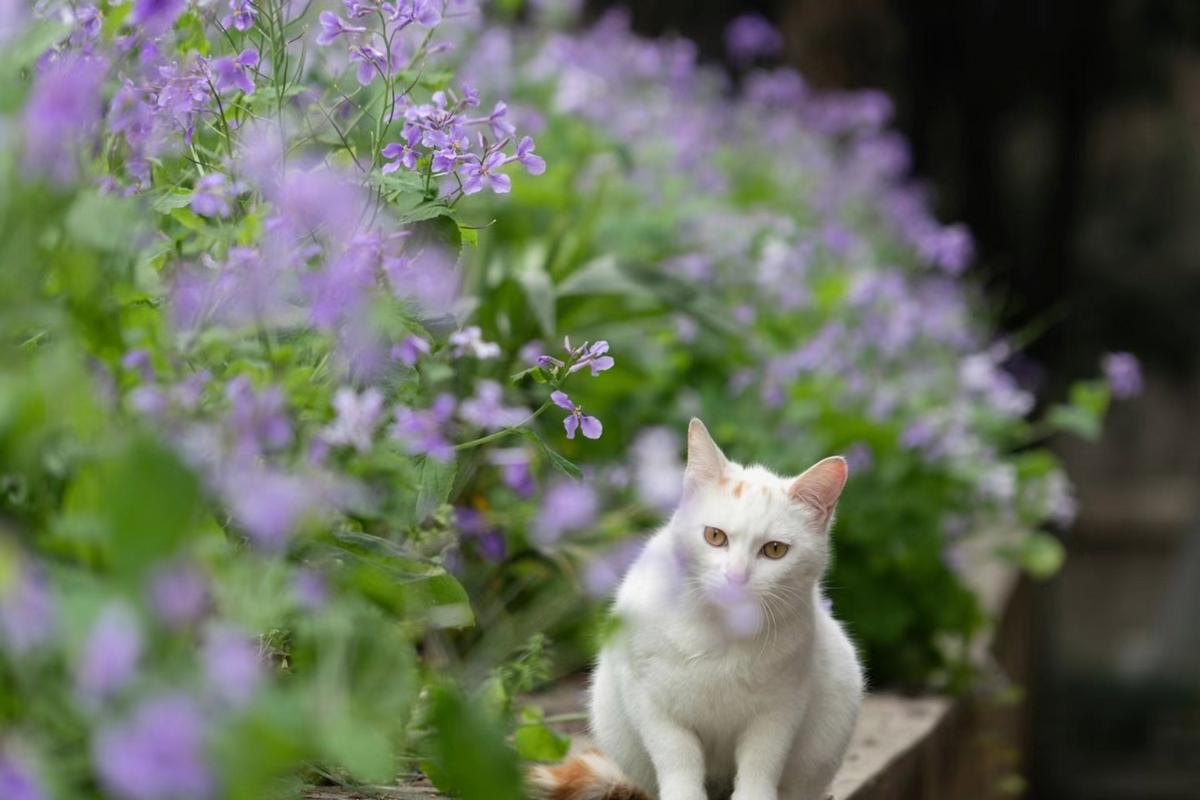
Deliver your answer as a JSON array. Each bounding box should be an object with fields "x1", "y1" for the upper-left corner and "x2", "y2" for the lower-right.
[{"x1": 692, "y1": 462, "x2": 804, "y2": 525}]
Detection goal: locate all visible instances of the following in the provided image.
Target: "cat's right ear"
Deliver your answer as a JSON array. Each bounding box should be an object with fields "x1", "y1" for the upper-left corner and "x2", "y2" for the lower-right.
[{"x1": 685, "y1": 418, "x2": 728, "y2": 486}]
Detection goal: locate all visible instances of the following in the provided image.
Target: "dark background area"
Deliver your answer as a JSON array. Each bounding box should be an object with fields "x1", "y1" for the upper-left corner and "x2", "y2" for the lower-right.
[{"x1": 590, "y1": 1, "x2": 1200, "y2": 797}]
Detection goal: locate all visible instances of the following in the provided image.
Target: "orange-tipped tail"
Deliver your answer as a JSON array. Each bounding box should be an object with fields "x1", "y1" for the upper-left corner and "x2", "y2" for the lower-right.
[{"x1": 528, "y1": 750, "x2": 650, "y2": 800}]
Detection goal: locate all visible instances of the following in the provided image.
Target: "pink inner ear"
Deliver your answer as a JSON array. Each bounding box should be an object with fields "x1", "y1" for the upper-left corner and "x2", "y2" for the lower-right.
[{"x1": 788, "y1": 457, "x2": 848, "y2": 523}]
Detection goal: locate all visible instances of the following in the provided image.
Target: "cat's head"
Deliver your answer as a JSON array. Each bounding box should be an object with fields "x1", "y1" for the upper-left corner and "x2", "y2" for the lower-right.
[{"x1": 669, "y1": 418, "x2": 847, "y2": 614}]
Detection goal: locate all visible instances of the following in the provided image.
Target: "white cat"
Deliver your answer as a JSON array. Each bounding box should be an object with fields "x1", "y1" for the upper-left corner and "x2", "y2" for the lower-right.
[{"x1": 533, "y1": 419, "x2": 863, "y2": 800}]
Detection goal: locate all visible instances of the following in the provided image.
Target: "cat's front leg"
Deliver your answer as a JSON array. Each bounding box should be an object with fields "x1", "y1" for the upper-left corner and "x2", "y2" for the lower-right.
[
  {"x1": 730, "y1": 700, "x2": 804, "y2": 800},
  {"x1": 628, "y1": 688, "x2": 707, "y2": 800}
]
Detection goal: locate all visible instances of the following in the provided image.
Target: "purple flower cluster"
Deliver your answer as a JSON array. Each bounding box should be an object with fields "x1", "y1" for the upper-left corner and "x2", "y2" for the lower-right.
[{"x1": 94, "y1": 694, "x2": 213, "y2": 800}]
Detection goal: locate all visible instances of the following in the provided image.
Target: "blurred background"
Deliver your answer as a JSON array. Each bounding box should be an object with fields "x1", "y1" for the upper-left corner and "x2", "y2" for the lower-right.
[{"x1": 586, "y1": 1, "x2": 1200, "y2": 798}]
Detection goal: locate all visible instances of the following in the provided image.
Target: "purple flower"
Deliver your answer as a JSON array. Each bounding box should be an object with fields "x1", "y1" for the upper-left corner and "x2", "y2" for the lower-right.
[
  {"x1": 201, "y1": 626, "x2": 262, "y2": 709},
  {"x1": 459, "y1": 380, "x2": 528, "y2": 430},
  {"x1": 190, "y1": 174, "x2": 231, "y2": 218},
  {"x1": 583, "y1": 540, "x2": 644, "y2": 597},
  {"x1": 316, "y1": 11, "x2": 365, "y2": 45},
  {"x1": 461, "y1": 151, "x2": 511, "y2": 195},
  {"x1": 0, "y1": 751, "x2": 46, "y2": 800},
  {"x1": 381, "y1": 125, "x2": 422, "y2": 173},
  {"x1": 725, "y1": 13, "x2": 784, "y2": 64},
  {"x1": 490, "y1": 447, "x2": 535, "y2": 497},
  {"x1": 223, "y1": 469, "x2": 316, "y2": 550},
  {"x1": 532, "y1": 479, "x2": 599, "y2": 546},
  {"x1": 391, "y1": 394, "x2": 456, "y2": 461},
  {"x1": 550, "y1": 390, "x2": 602, "y2": 440},
  {"x1": 22, "y1": 56, "x2": 105, "y2": 184},
  {"x1": 1102, "y1": 352, "x2": 1142, "y2": 399},
  {"x1": 76, "y1": 603, "x2": 142, "y2": 701},
  {"x1": 211, "y1": 50, "x2": 259, "y2": 96},
  {"x1": 389, "y1": 0, "x2": 440, "y2": 27},
  {"x1": 0, "y1": 562, "x2": 57, "y2": 658},
  {"x1": 94, "y1": 694, "x2": 213, "y2": 800},
  {"x1": 225, "y1": 376, "x2": 292, "y2": 456},
  {"x1": 130, "y1": 0, "x2": 187, "y2": 34},
  {"x1": 631, "y1": 427, "x2": 682, "y2": 512},
  {"x1": 383, "y1": 248, "x2": 461, "y2": 315},
  {"x1": 455, "y1": 508, "x2": 506, "y2": 562},
  {"x1": 567, "y1": 340, "x2": 614, "y2": 376},
  {"x1": 293, "y1": 568, "x2": 328, "y2": 610},
  {"x1": 514, "y1": 136, "x2": 546, "y2": 175},
  {"x1": 349, "y1": 44, "x2": 399, "y2": 87},
  {"x1": 121, "y1": 349, "x2": 155, "y2": 381},
  {"x1": 391, "y1": 335, "x2": 430, "y2": 366},
  {"x1": 147, "y1": 563, "x2": 209, "y2": 630},
  {"x1": 485, "y1": 101, "x2": 516, "y2": 138},
  {"x1": 844, "y1": 442, "x2": 873, "y2": 473},
  {"x1": 448, "y1": 326, "x2": 501, "y2": 359},
  {"x1": 322, "y1": 386, "x2": 385, "y2": 453},
  {"x1": 222, "y1": 0, "x2": 256, "y2": 31}
]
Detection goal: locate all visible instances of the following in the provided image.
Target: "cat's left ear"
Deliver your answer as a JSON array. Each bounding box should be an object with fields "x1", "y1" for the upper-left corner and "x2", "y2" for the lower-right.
[
  {"x1": 685, "y1": 418, "x2": 728, "y2": 487},
  {"x1": 788, "y1": 456, "x2": 848, "y2": 531}
]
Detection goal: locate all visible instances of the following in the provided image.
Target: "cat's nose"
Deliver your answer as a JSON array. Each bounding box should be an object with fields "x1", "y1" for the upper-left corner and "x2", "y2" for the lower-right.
[{"x1": 724, "y1": 565, "x2": 750, "y2": 585}]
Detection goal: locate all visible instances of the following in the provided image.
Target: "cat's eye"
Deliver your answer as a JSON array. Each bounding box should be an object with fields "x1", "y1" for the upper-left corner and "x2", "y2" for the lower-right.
[
  {"x1": 703, "y1": 526, "x2": 728, "y2": 547},
  {"x1": 761, "y1": 541, "x2": 789, "y2": 559}
]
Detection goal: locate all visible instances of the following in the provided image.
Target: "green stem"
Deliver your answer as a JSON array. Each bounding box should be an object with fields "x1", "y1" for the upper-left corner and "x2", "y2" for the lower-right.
[{"x1": 454, "y1": 400, "x2": 553, "y2": 451}]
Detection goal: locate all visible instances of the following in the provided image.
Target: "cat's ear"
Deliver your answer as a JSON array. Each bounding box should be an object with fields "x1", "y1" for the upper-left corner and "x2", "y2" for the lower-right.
[
  {"x1": 788, "y1": 456, "x2": 848, "y2": 530},
  {"x1": 685, "y1": 418, "x2": 728, "y2": 486}
]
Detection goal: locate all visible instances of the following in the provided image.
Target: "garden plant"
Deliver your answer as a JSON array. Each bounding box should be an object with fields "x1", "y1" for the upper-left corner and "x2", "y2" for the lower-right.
[{"x1": 0, "y1": 1, "x2": 1141, "y2": 798}]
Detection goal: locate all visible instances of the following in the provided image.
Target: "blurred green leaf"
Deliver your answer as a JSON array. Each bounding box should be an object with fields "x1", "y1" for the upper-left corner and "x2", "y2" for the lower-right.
[{"x1": 423, "y1": 683, "x2": 524, "y2": 800}]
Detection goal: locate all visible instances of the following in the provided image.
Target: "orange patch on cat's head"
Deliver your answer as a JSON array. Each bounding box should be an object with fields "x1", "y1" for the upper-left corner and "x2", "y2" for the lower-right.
[{"x1": 732, "y1": 481, "x2": 746, "y2": 498}]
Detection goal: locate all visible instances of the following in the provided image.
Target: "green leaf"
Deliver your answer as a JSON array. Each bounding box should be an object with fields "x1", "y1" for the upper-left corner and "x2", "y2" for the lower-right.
[
  {"x1": 65, "y1": 191, "x2": 144, "y2": 253},
  {"x1": 520, "y1": 428, "x2": 581, "y2": 480},
  {"x1": 423, "y1": 684, "x2": 524, "y2": 800},
  {"x1": 396, "y1": 202, "x2": 453, "y2": 225},
  {"x1": 415, "y1": 456, "x2": 456, "y2": 521},
  {"x1": 1009, "y1": 532, "x2": 1065, "y2": 579},
  {"x1": 1046, "y1": 380, "x2": 1110, "y2": 441},
  {"x1": 556, "y1": 255, "x2": 648, "y2": 299},
  {"x1": 98, "y1": 437, "x2": 201, "y2": 581},
  {"x1": 514, "y1": 707, "x2": 570, "y2": 762}
]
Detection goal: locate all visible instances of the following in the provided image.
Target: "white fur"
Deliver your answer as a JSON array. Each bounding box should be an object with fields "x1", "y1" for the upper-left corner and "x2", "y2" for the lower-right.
[{"x1": 589, "y1": 420, "x2": 864, "y2": 800}]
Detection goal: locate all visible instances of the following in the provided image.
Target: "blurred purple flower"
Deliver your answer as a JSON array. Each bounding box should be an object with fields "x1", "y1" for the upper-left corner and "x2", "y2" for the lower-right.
[
  {"x1": 316, "y1": 11, "x2": 365, "y2": 45},
  {"x1": 550, "y1": 390, "x2": 602, "y2": 440},
  {"x1": 211, "y1": 49, "x2": 259, "y2": 95},
  {"x1": 448, "y1": 326, "x2": 500, "y2": 359},
  {"x1": 226, "y1": 376, "x2": 292, "y2": 457},
  {"x1": 130, "y1": 0, "x2": 187, "y2": 34},
  {"x1": 459, "y1": 380, "x2": 527, "y2": 430},
  {"x1": 706, "y1": 580, "x2": 761, "y2": 637},
  {"x1": 222, "y1": 0, "x2": 256, "y2": 31},
  {"x1": 843, "y1": 442, "x2": 873, "y2": 473},
  {"x1": 390, "y1": 0, "x2": 441, "y2": 27},
  {"x1": 190, "y1": 174, "x2": 231, "y2": 218},
  {"x1": 391, "y1": 335, "x2": 431, "y2": 366},
  {"x1": 583, "y1": 540, "x2": 643, "y2": 597},
  {"x1": 293, "y1": 568, "x2": 328, "y2": 610},
  {"x1": 76, "y1": 604, "x2": 142, "y2": 701},
  {"x1": 455, "y1": 508, "x2": 506, "y2": 562},
  {"x1": 725, "y1": 13, "x2": 783, "y2": 64},
  {"x1": 391, "y1": 394, "x2": 456, "y2": 461},
  {"x1": 147, "y1": 563, "x2": 209, "y2": 630},
  {"x1": 121, "y1": 349, "x2": 155, "y2": 381},
  {"x1": 532, "y1": 479, "x2": 599, "y2": 546},
  {"x1": 0, "y1": 562, "x2": 57, "y2": 658},
  {"x1": 0, "y1": 751, "x2": 45, "y2": 800},
  {"x1": 1102, "y1": 352, "x2": 1142, "y2": 399},
  {"x1": 490, "y1": 447, "x2": 535, "y2": 497},
  {"x1": 201, "y1": 626, "x2": 262, "y2": 709},
  {"x1": 22, "y1": 56, "x2": 106, "y2": 184},
  {"x1": 223, "y1": 469, "x2": 315, "y2": 550},
  {"x1": 384, "y1": 248, "x2": 461, "y2": 316},
  {"x1": 94, "y1": 694, "x2": 213, "y2": 800},
  {"x1": 323, "y1": 387, "x2": 385, "y2": 453},
  {"x1": 631, "y1": 427, "x2": 682, "y2": 512}
]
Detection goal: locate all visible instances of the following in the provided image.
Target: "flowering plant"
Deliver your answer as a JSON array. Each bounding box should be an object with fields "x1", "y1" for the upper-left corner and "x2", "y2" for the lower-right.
[{"x1": 0, "y1": 2, "x2": 1135, "y2": 798}]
